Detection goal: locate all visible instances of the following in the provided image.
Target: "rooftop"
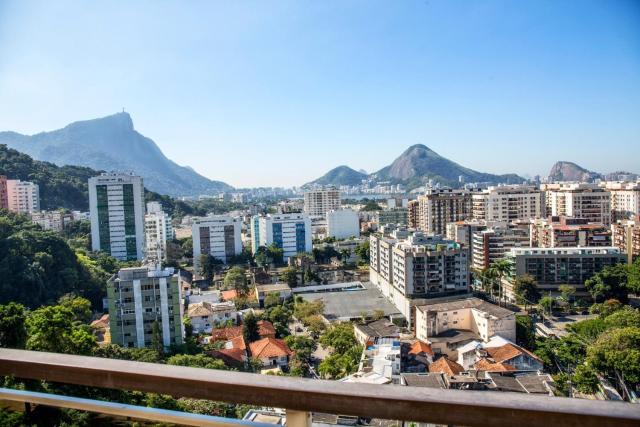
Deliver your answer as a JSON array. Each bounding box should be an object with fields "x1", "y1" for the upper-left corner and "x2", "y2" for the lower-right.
[
  {"x1": 353, "y1": 319, "x2": 400, "y2": 340},
  {"x1": 429, "y1": 357, "x2": 464, "y2": 376},
  {"x1": 416, "y1": 297, "x2": 515, "y2": 319},
  {"x1": 401, "y1": 372, "x2": 445, "y2": 388}
]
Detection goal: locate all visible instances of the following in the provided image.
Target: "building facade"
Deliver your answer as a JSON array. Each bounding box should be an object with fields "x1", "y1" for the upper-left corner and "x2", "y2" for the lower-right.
[
  {"x1": 375, "y1": 208, "x2": 409, "y2": 226},
  {"x1": 303, "y1": 188, "x2": 341, "y2": 217},
  {"x1": 107, "y1": 266, "x2": 184, "y2": 348},
  {"x1": 6, "y1": 179, "x2": 40, "y2": 213},
  {"x1": 417, "y1": 188, "x2": 478, "y2": 235},
  {"x1": 612, "y1": 218, "x2": 640, "y2": 264},
  {"x1": 605, "y1": 181, "x2": 640, "y2": 222},
  {"x1": 89, "y1": 173, "x2": 145, "y2": 261},
  {"x1": 326, "y1": 208, "x2": 360, "y2": 239},
  {"x1": 251, "y1": 213, "x2": 312, "y2": 260},
  {"x1": 471, "y1": 222, "x2": 530, "y2": 270},
  {"x1": 407, "y1": 199, "x2": 420, "y2": 229},
  {"x1": 530, "y1": 216, "x2": 611, "y2": 248},
  {"x1": 543, "y1": 183, "x2": 611, "y2": 225},
  {"x1": 30, "y1": 210, "x2": 73, "y2": 232},
  {"x1": 0, "y1": 175, "x2": 8, "y2": 210},
  {"x1": 472, "y1": 185, "x2": 543, "y2": 222},
  {"x1": 145, "y1": 202, "x2": 174, "y2": 265},
  {"x1": 192, "y1": 215, "x2": 242, "y2": 266}
]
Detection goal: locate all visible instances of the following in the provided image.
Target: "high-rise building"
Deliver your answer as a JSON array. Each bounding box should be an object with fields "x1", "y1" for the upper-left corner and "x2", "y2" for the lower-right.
[
  {"x1": 417, "y1": 188, "x2": 479, "y2": 235},
  {"x1": 407, "y1": 200, "x2": 420, "y2": 229},
  {"x1": 471, "y1": 222, "x2": 530, "y2": 270},
  {"x1": 530, "y1": 216, "x2": 611, "y2": 248},
  {"x1": 0, "y1": 175, "x2": 8, "y2": 210},
  {"x1": 446, "y1": 219, "x2": 491, "y2": 250},
  {"x1": 251, "y1": 213, "x2": 312, "y2": 260},
  {"x1": 89, "y1": 173, "x2": 145, "y2": 261},
  {"x1": 375, "y1": 208, "x2": 409, "y2": 226},
  {"x1": 326, "y1": 208, "x2": 360, "y2": 239},
  {"x1": 303, "y1": 188, "x2": 340, "y2": 217},
  {"x1": 612, "y1": 218, "x2": 640, "y2": 264},
  {"x1": 107, "y1": 266, "x2": 183, "y2": 349},
  {"x1": 192, "y1": 215, "x2": 242, "y2": 267},
  {"x1": 145, "y1": 202, "x2": 174, "y2": 265},
  {"x1": 604, "y1": 181, "x2": 640, "y2": 222},
  {"x1": 542, "y1": 183, "x2": 611, "y2": 225},
  {"x1": 6, "y1": 179, "x2": 40, "y2": 213},
  {"x1": 471, "y1": 185, "x2": 543, "y2": 222}
]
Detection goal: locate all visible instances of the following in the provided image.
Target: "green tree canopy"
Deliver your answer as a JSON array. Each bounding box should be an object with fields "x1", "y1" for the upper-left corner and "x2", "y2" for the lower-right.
[
  {"x1": 0, "y1": 302, "x2": 27, "y2": 349},
  {"x1": 513, "y1": 274, "x2": 541, "y2": 305},
  {"x1": 584, "y1": 264, "x2": 629, "y2": 303},
  {"x1": 224, "y1": 266, "x2": 249, "y2": 296}
]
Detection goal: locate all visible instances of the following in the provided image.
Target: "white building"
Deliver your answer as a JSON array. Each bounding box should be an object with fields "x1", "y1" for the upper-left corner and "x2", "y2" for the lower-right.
[
  {"x1": 303, "y1": 188, "x2": 340, "y2": 217},
  {"x1": 472, "y1": 185, "x2": 543, "y2": 222},
  {"x1": 187, "y1": 301, "x2": 237, "y2": 334},
  {"x1": 542, "y1": 183, "x2": 611, "y2": 225},
  {"x1": 326, "y1": 208, "x2": 360, "y2": 239},
  {"x1": 192, "y1": 215, "x2": 242, "y2": 267},
  {"x1": 604, "y1": 181, "x2": 640, "y2": 222},
  {"x1": 30, "y1": 210, "x2": 73, "y2": 232},
  {"x1": 145, "y1": 201, "x2": 174, "y2": 265},
  {"x1": 89, "y1": 173, "x2": 145, "y2": 261},
  {"x1": 6, "y1": 179, "x2": 40, "y2": 214},
  {"x1": 251, "y1": 213, "x2": 312, "y2": 260}
]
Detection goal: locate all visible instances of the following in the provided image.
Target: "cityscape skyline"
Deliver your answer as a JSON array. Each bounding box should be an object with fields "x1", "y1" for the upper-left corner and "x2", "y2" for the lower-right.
[{"x1": 1, "y1": 0, "x2": 639, "y2": 188}]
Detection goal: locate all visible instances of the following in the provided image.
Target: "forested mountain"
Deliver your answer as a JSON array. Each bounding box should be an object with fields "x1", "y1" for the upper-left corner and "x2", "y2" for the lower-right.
[{"x1": 306, "y1": 165, "x2": 368, "y2": 186}]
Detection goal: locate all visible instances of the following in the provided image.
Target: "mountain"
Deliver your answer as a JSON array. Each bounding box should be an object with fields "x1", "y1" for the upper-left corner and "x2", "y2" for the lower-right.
[
  {"x1": 373, "y1": 144, "x2": 525, "y2": 189},
  {"x1": 548, "y1": 161, "x2": 602, "y2": 182},
  {"x1": 0, "y1": 113, "x2": 232, "y2": 196},
  {"x1": 306, "y1": 165, "x2": 368, "y2": 187}
]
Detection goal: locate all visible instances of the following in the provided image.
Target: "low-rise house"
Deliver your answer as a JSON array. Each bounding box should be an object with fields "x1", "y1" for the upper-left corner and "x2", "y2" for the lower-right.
[
  {"x1": 257, "y1": 320, "x2": 277, "y2": 339},
  {"x1": 90, "y1": 314, "x2": 110, "y2": 344},
  {"x1": 457, "y1": 336, "x2": 543, "y2": 372},
  {"x1": 249, "y1": 337, "x2": 293, "y2": 368},
  {"x1": 353, "y1": 319, "x2": 401, "y2": 346},
  {"x1": 255, "y1": 283, "x2": 292, "y2": 308},
  {"x1": 342, "y1": 341, "x2": 401, "y2": 385},
  {"x1": 486, "y1": 372, "x2": 554, "y2": 395},
  {"x1": 428, "y1": 356, "x2": 464, "y2": 376},
  {"x1": 403, "y1": 340, "x2": 434, "y2": 372},
  {"x1": 187, "y1": 301, "x2": 237, "y2": 334}
]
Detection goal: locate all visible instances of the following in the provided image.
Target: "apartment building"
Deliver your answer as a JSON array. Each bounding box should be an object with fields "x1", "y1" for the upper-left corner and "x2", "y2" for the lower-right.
[
  {"x1": 326, "y1": 208, "x2": 360, "y2": 239},
  {"x1": 604, "y1": 181, "x2": 640, "y2": 222},
  {"x1": 303, "y1": 188, "x2": 340, "y2": 217},
  {"x1": 472, "y1": 185, "x2": 543, "y2": 222},
  {"x1": 530, "y1": 216, "x2": 611, "y2": 248},
  {"x1": 504, "y1": 247, "x2": 625, "y2": 300},
  {"x1": 446, "y1": 219, "x2": 490, "y2": 250},
  {"x1": 30, "y1": 210, "x2": 73, "y2": 232},
  {"x1": 0, "y1": 175, "x2": 7, "y2": 210},
  {"x1": 375, "y1": 208, "x2": 409, "y2": 226},
  {"x1": 417, "y1": 188, "x2": 478, "y2": 235},
  {"x1": 6, "y1": 179, "x2": 40, "y2": 213},
  {"x1": 471, "y1": 222, "x2": 530, "y2": 270},
  {"x1": 250, "y1": 213, "x2": 312, "y2": 260},
  {"x1": 192, "y1": 215, "x2": 242, "y2": 267},
  {"x1": 145, "y1": 202, "x2": 174, "y2": 265},
  {"x1": 542, "y1": 183, "x2": 611, "y2": 225},
  {"x1": 407, "y1": 199, "x2": 420, "y2": 228},
  {"x1": 107, "y1": 266, "x2": 184, "y2": 349},
  {"x1": 89, "y1": 173, "x2": 145, "y2": 261},
  {"x1": 612, "y1": 218, "x2": 640, "y2": 264}
]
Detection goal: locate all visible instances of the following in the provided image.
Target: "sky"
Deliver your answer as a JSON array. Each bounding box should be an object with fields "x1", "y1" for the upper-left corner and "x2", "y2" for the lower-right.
[{"x1": 0, "y1": 0, "x2": 639, "y2": 188}]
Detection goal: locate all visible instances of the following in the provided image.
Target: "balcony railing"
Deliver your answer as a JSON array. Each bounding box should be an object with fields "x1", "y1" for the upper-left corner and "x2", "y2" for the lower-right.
[{"x1": 1, "y1": 349, "x2": 639, "y2": 427}]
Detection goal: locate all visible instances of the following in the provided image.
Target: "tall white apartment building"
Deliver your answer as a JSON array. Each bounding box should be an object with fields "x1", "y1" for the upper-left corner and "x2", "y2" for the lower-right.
[
  {"x1": 6, "y1": 179, "x2": 40, "y2": 213},
  {"x1": 604, "y1": 181, "x2": 640, "y2": 222},
  {"x1": 326, "y1": 208, "x2": 360, "y2": 239},
  {"x1": 472, "y1": 185, "x2": 543, "y2": 222},
  {"x1": 145, "y1": 202, "x2": 174, "y2": 265},
  {"x1": 251, "y1": 213, "x2": 312, "y2": 260},
  {"x1": 417, "y1": 188, "x2": 479, "y2": 235},
  {"x1": 89, "y1": 173, "x2": 145, "y2": 261},
  {"x1": 192, "y1": 215, "x2": 242, "y2": 267},
  {"x1": 303, "y1": 188, "x2": 341, "y2": 217},
  {"x1": 543, "y1": 183, "x2": 611, "y2": 225}
]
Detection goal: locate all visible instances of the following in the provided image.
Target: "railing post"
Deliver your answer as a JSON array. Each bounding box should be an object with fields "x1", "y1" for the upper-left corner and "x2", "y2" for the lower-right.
[{"x1": 286, "y1": 409, "x2": 311, "y2": 427}]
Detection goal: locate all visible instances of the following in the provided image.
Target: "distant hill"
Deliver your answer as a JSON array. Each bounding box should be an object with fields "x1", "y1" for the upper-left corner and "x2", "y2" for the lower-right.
[
  {"x1": 548, "y1": 161, "x2": 602, "y2": 182},
  {"x1": 306, "y1": 165, "x2": 367, "y2": 187},
  {"x1": 0, "y1": 112, "x2": 232, "y2": 196},
  {"x1": 373, "y1": 144, "x2": 524, "y2": 189}
]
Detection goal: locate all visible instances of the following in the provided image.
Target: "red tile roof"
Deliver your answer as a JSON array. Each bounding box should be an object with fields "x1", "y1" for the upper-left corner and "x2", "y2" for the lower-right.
[
  {"x1": 486, "y1": 343, "x2": 543, "y2": 364},
  {"x1": 474, "y1": 358, "x2": 516, "y2": 372},
  {"x1": 409, "y1": 340, "x2": 434, "y2": 357},
  {"x1": 249, "y1": 337, "x2": 293, "y2": 359},
  {"x1": 429, "y1": 357, "x2": 464, "y2": 376},
  {"x1": 257, "y1": 320, "x2": 276, "y2": 338},
  {"x1": 211, "y1": 326, "x2": 243, "y2": 342},
  {"x1": 221, "y1": 289, "x2": 255, "y2": 301}
]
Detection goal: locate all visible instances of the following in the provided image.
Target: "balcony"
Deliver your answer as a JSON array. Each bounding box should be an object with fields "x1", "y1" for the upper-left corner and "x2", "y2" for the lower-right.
[{"x1": 1, "y1": 349, "x2": 639, "y2": 427}]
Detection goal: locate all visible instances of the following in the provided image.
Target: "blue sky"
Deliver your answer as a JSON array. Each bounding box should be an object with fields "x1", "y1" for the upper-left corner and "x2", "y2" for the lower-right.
[{"x1": 0, "y1": 0, "x2": 638, "y2": 188}]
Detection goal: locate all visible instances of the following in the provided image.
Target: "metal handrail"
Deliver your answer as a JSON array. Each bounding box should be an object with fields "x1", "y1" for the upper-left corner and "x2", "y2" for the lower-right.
[{"x1": 1, "y1": 349, "x2": 639, "y2": 427}]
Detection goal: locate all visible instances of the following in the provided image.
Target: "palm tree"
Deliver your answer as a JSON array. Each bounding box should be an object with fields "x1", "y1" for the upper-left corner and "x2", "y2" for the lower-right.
[{"x1": 490, "y1": 259, "x2": 512, "y2": 306}]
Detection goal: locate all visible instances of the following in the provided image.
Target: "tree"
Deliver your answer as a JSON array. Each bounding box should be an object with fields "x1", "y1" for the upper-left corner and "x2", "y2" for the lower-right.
[
  {"x1": 266, "y1": 244, "x2": 284, "y2": 266},
  {"x1": 224, "y1": 266, "x2": 249, "y2": 296},
  {"x1": 515, "y1": 315, "x2": 536, "y2": 350},
  {"x1": 198, "y1": 254, "x2": 223, "y2": 283},
  {"x1": 589, "y1": 299, "x2": 622, "y2": 317},
  {"x1": 303, "y1": 314, "x2": 326, "y2": 336},
  {"x1": 166, "y1": 354, "x2": 228, "y2": 370},
  {"x1": 0, "y1": 302, "x2": 27, "y2": 349},
  {"x1": 584, "y1": 264, "x2": 629, "y2": 303},
  {"x1": 280, "y1": 267, "x2": 299, "y2": 287},
  {"x1": 539, "y1": 295, "x2": 554, "y2": 317},
  {"x1": 284, "y1": 335, "x2": 317, "y2": 364},
  {"x1": 264, "y1": 292, "x2": 281, "y2": 309},
  {"x1": 340, "y1": 249, "x2": 351, "y2": 264},
  {"x1": 558, "y1": 285, "x2": 576, "y2": 304},
  {"x1": 360, "y1": 201, "x2": 382, "y2": 211},
  {"x1": 243, "y1": 313, "x2": 260, "y2": 343},
  {"x1": 489, "y1": 259, "x2": 511, "y2": 306},
  {"x1": 513, "y1": 274, "x2": 541, "y2": 306},
  {"x1": 354, "y1": 241, "x2": 370, "y2": 264},
  {"x1": 151, "y1": 320, "x2": 164, "y2": 358},
  {"x1": 628, "y1": 257, "x2": 640, "y2": 295},
  {"x1": 320, "y1": 323, "x2": 357, "y2": 354},
  {"x1": 294, "y1": 300, "x2": 324, "y2": 320},
  {"x1": 25, "y1": 304, "x2": 96, "y2": 355},
  {"x1": 587, "y1": 327, "x2": 640, "y2": 386},
  {"x1": 573, "y1": 364, "x2": 599, "y2": 394},
  {"x1": 318, "y1": 345, "x2": 362, "y2": 379},
  {"x1": 58, "y1": 294, "x2": 93, "y2": 324},
  {"x1": 372, "y1": 309, "x2": 385, "y2": 321}
]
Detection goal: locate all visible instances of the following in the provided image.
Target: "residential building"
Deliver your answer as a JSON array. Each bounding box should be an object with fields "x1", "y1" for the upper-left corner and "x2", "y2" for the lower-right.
[
  {"x1": 446, "y1": 219, "x2": 489, "y2": 251},
  {"x1": 89, "y1": 173, "x2": 145, "y2": 261},
  {"x1": 417, "y1": 188, "x2": 479, "y2": 235},
  {"x1": 303, "y1": 188, "x2": 340, "y2": 217},
  {"x1": 472, "y1": 185, "x2": 543, "y2": 222},
  {"x1": 187, "y1": 301, "x2": 237, "y2": 334},
  {"x1": 248, "y1": 337, "x2": 293, "y2": 368},
  {"x1": 250, "y1": 213, "x2": 312, "y2": 260},
  {"x1": 353, "y1": 319, "x2": 401, "y2": 346},
  {"x1": 471, "y1": 222, "x2": 530, "y2": 270},
  {"x1": 106, "y1": 266, "x2": 184, "y2": 348},
  {"x1": 192, "y1": 215, "x2": 242, "y2": 267},
  {"x1": 612, "y1": 218, "x2": 640, "y2": 263},
  {"x1": 6, "y1": 179, "x2": 40, "y2": 213},
  {"x1": 604, "y1": 181, "x2": 640, "y2": 221},
  {"x1": 254, "y1": 283, "x2": 292, "y2": 308},
  {"x1": 30, "y1": 210, "x2": 73, "y2": 232},
  {"x1": 375, "y1": 208, "x2": 409, "y2": 226},
  {"x1": 542, "y1": 183, "x2": 611, "y2": 225},
  {"x1": 326, "y1": 208, "x2": 360, "y2": 239},
  {"x1": 504, "y1": 247, "x2": 625, "y2": 300},
  {"x1": 457, "y1": 337, "x2": 543, "y2": 372},
  {"x1": 530, "y1": 216, "x2": 611, "y2": 248},
  {"x1": 0, "y1": 175, "x2": 8, "y2": 210},
  {"x1": 342, "y1": 341, "x2": 402, "y2": 385},
  {"x1": 414, "y1": 297, "x2": 516, "y2": 359},
  {"x1": 407, "y1": 199, "x2": 420, "y2": 229},
  {"x1": 145, "y1": 201, "x2": 174, "y2": 265}
]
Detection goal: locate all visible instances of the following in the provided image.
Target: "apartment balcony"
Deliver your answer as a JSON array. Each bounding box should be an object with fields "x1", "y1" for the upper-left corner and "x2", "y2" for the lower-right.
[{"x1": 0, "y1": 349, "x2": 639, "y2": 427}]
